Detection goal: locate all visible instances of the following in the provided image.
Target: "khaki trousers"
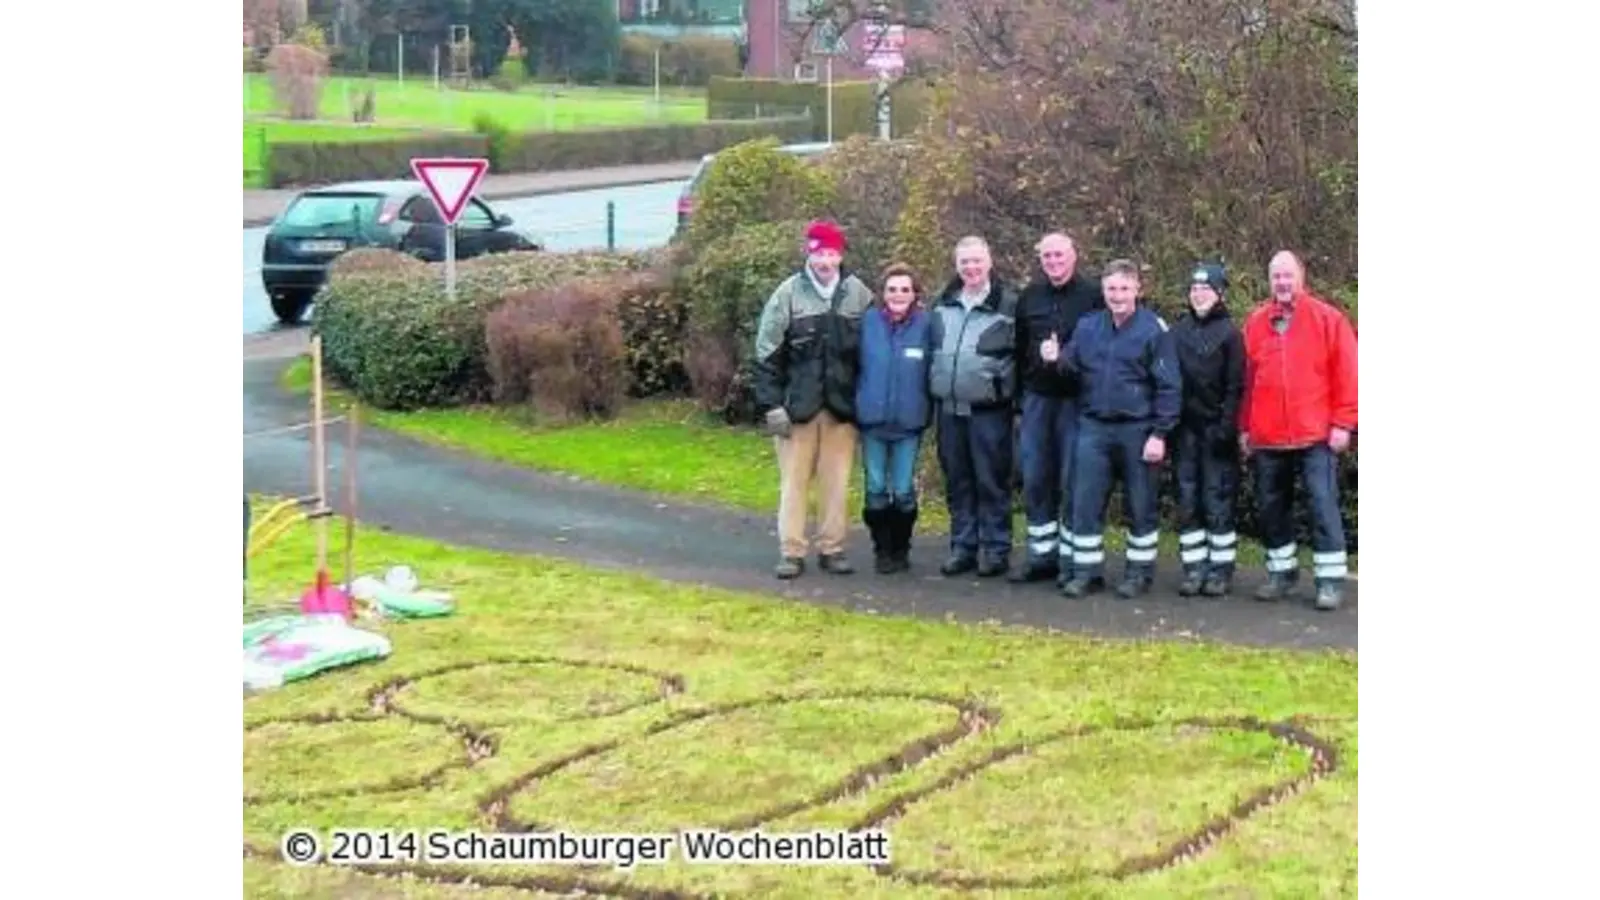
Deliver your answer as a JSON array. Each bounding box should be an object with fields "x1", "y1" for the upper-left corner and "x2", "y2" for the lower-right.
[{"x1": 774, "y1": 409, "x2": 858, "y2": 559}]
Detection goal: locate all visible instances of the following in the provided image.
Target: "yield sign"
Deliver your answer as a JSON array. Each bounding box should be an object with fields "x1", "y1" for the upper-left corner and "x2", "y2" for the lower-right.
[{"x1": 409, "y1": 157, "x2": 489, "y2": 225}]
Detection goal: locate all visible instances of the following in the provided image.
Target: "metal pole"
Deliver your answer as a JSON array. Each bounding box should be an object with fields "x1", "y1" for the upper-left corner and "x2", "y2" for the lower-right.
[
  {"x1": 445, "y1": 225, "x2": 457, "y2": 300},
  {"x1": 606, "y1": 201, "x2": 616, "y2": 250},
  {"x1": 825, "y1": 56, "x2": 838, "y2": 145},
  {"x1": 876, "y1": 66, "x2": 891, "y2": 140},
  {"x1": 654, "y1": 47, "x2": 661, "y2": 107},
  {"x1": 398, "y1": 33, "x2": 404, "y2": 85}
]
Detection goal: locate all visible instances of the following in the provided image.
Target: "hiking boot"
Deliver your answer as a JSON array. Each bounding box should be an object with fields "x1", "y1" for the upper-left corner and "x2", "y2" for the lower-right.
[
  {"x1": 1314, "y1": 582, "x2": 1343, "y2": 611},
  {"x1": 1178, "y1": 568, "x2": 1206, "y2": 597},
  {"x1": 977, "y1": 556, "x2": 1010, "y2": 578},
  {"x1": 1116, "y1": 574, "x2": 1152, "y2": 599},
  {"x1": 864, "y1": 508, "x2": 894, "y2": 574},
  {"x1": 1060, "y1": 575, "x2": 1105, "y2": 599},
  {"x1": 818, "y1": 553, "x2": 855, "y2": 575},
  {"x1": 1008, "y1": 559, "x2": 1059, "y2": 584},
  {"x1": 1254, "y1": 572, "x2": 1298, "y2": 602},
  {"x1": 1200, "y1": 573, "x2": 1232, "y2": 597},
  {"x1": 940, "y1": 554, "x2": 978, "y2": 577},
  {"x1": 774, "y1": 557, "x2": 805, "y2": 580}
]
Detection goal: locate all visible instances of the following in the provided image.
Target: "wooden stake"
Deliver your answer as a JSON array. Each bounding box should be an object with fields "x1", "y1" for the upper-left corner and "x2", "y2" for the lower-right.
[
  {"x1": 310, "y1": 335, "x2": 328, "y2": 573},
  {"x1": 343, "y1": 401, "x2": 359, "y2": 590}
]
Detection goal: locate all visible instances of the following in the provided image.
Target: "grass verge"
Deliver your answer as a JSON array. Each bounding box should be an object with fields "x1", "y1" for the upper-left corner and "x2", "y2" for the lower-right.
[
  {"x1": 279, "y1": 357, "x2": 1360, "y2": 571},
  {"x1": 243, "y1": 497, "x2": 1356, "y2": 899}
]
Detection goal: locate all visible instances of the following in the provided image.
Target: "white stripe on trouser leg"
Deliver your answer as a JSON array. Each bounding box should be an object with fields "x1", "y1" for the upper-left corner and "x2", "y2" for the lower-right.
[
  {"x1": 1074, "y1": 534, "x2": 1104, "y2": 566},
  {"x1": 1313, "y1": 550, "x2": 1348, "y2": 579},
  {"x1": 1028, "y1": 521, "x2": 1058, "y2": 537},
  {"x1": 1057, "y1": 525, "x2": 1075, "y2": 557},
  {"x1": 1030, "y1": 540, "x2": 1056, "y2": 555},
  {"x1": 1179, "y1": 530, "x2": 1207, "y2": 564},
  {"x1": 1126, "y1": 531, "x2": 1158, "y2": 564},
  {"x1": 1209, "y1": 532, "x2": 1238, "y2": 564},
  {"x1": 1265, "y1": 543, "x2": 1298, "y2": 573}
]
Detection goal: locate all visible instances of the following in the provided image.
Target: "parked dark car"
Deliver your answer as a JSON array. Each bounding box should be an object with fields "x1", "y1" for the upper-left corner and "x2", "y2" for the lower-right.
[{"x1": 261, "y1": 180, "x2": 541, "y2": 324}]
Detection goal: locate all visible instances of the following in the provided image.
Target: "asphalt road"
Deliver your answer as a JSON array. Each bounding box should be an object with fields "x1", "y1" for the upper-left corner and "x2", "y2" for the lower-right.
[{"x1": 241, "y1": 180, "x2": 687, "y2": 335}]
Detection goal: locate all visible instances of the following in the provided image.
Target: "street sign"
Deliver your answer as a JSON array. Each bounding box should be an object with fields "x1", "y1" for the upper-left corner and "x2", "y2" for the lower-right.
[
  {"x1": 863, "y1": 23, "x2": 906, "y2": 73},
  {"x1": 811, "y1": 19, "x2": 849, "y2": 57},
  {"x1": 409, "y1": 157, "x2": 489, "y2": 225},
  {"x1": 409, "y1": 157, "x2": 489, "y2": 301}
]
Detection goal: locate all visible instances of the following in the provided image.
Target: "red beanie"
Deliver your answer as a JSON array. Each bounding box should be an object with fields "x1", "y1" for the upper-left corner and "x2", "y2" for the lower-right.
[{"x1": 805, "y1": 220, "x2": 846, "y2": 255}]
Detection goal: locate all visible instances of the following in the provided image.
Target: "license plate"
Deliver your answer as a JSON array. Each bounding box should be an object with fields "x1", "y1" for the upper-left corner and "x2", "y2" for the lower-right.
[{"x1": 299, "y1": 239, "x2": 346, "y2": 253}]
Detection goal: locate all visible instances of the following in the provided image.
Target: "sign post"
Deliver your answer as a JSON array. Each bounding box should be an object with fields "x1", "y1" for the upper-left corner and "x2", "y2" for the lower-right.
[
  {"x1": 862, "y1": 18, "x2": 906, "y2": 141},
  {"x1": 409, "y1": 157, "x2": 489, "y2": 302},
  {"x1": 811, "y1": 19, "x2": 849, "y2": 145}
]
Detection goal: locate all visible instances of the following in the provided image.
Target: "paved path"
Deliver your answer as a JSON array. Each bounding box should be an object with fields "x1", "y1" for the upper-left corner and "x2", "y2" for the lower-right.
[
  {"x1": 243, "y1": 160, "x2": 701, "y2": 226},
  {"x1": 243, "y1": 348, "x2": 1357, "y2": 652}
]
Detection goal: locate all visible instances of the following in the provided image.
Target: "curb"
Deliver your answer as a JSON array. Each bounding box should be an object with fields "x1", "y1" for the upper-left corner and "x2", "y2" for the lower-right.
[{"x1": 242, "y1": 168, "x2": 698, "y2": 228}]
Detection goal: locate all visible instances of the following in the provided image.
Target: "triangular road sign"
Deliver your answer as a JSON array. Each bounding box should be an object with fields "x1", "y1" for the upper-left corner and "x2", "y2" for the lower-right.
[{"x1": 410, "y1": 157, "x2": 489, "y2": 225}]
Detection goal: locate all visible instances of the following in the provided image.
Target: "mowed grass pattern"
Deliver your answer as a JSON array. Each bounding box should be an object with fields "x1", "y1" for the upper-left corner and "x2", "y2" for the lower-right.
[{"x1": 242, "y1": 500, "x2": 1356, "y2": 898}]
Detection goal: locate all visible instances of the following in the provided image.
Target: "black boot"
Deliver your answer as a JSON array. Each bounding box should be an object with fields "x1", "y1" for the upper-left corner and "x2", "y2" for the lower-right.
[
  {"x1": 1116, "y1": 567, "x2": 1153, "y2": 599},
  {"x1": 1201, "y1": 563, "x2": 1234, "y2": 597},
  {"x1": 1178, "y1": 565, "x2": 1207, "y2": 597},
  {"x1": 1255, "y1": 570, "x2": 1299, "y2": 602},
  {"x1": 864, "y1": 506, "x2": 894, "y2": 574},
  {"x1": 890, "y1": 505, "x2": 918, "y2": 572}
]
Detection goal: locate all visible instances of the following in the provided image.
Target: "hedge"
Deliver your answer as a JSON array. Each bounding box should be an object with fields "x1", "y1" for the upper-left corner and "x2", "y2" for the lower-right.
[
  {"x1": 312, "y1": 248, "x2": 670, "y2": 411},
  {"x1": 266, "y1": 116, "x2": 814, "y2": 188},
  {"x1": 706, "y1": 77, "x2": 930, "y2": 142}
]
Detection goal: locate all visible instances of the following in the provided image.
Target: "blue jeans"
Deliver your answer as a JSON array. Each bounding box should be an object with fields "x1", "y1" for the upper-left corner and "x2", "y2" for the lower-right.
[
  {"x1": 862, "y1": 433, "x2": 922, "y2": 512},
  {"x1": 1018, "y1": 392, "x2": 1080, "y2": 569},
  {"x1": 1070, "y1": 417, "x2": 1161, "y2": 582},
  {"x1": 1253, "y1": 445, "x2": 1348, "y2": 586}
]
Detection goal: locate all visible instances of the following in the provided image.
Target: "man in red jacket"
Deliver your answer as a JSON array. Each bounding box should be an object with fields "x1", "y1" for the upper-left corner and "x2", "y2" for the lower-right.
[{"x1": 1238, "y1": 251, "x2": 1357, "y2": 611}]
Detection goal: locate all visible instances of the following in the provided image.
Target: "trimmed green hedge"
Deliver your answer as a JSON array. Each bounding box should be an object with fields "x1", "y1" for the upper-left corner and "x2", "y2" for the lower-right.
[
  {"x1": 267, "y1": 116, "x2": 814, "y2": 188},
  {"x1": 706, "y1": 77, "x2": 930, "y2": 141}
]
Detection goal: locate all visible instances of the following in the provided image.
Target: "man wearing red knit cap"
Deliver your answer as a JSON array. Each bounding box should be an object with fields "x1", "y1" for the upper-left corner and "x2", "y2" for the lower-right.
[{"x1": 752, "y1": 220, "x2": 876, "y2": 579}]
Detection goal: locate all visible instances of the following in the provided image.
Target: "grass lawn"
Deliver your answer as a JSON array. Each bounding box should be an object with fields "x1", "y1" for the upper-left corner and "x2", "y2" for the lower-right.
[
  {"x1": 278, "y1": 358, "x2": 1358, "y2": 572},
  {"x1": 245, "y1": 74, "x2": 705, "y2": 133},
  {"x1": 243, "y1": 76, "x2": 707, "y2": 187},
  {"x1": 243, "y1": 498, "x2": 1356, "y2": 898}
]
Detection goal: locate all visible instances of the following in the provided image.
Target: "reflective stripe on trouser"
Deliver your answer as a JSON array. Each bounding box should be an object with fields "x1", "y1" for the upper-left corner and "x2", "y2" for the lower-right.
[
  {"x1": 1208, "y1": 531, "x2": 1238, "y2": 574},
  {"x1": 1026, "y1": 521, "x2": 1058, "y2": 559},
  {"x1": 1178, "y1": 530, "x2": 1208, "y2": 569},
  {"x1": 1254, "y1": 445, "x2": 1347, "y2": 584},
  {"x1": 1125, "y1": 530, "x2": 1159, "y2": 577},
  {"x1": 1070, "y1": 417, "x2": 1160, "y2": 582}
]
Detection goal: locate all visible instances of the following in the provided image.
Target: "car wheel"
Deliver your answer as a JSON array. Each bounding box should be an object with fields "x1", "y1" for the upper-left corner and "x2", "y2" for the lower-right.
[{"x1": 270, "y1": 291, "x2": 313, "y2": 325}]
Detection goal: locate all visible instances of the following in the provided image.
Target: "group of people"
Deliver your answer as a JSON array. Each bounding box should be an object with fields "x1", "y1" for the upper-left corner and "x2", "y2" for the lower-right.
[{"x1": 750, "y1": 220, "x2": 1357, "y2": 611}]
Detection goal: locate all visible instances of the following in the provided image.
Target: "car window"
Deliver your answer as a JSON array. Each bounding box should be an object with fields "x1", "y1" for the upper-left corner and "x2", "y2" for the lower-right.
[
  {"x1": 280, "y1": 193, "x2": 384, "y2": 228},
  {"x1": 400, "y1": 196, "x2": 442, "y2": 224},
  {"x1": 458, "y1": 199, "x2": 494, "y2": 229}
]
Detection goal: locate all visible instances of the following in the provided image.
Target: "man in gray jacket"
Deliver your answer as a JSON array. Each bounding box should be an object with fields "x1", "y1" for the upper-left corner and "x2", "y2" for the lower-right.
[{"x1": 927, "y1": 236, "x2": 1019, "y2": 577}]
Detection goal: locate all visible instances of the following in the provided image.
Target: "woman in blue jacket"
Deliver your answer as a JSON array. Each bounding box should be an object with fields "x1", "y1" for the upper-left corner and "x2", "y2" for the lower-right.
[{"x1": 854, "y1": 263, "x2": 935, "y2": 574}]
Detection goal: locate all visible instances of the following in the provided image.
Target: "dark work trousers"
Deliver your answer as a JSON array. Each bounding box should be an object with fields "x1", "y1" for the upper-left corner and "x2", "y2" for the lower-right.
[
  {"x1": 1018, "y1": 391, "x2": 1080, "y2": 575},
  {"x1": 1253, "y1": 444, "x2": 1349, "y2": 587},
  {"x1": 1173, "y1": 424, "x2": 1240, "y2": 578},
  {"x1": 1071, "y1": 417, "x2": 1161, "y2": 583},
  {"x1": 937, "y1": 405, "x2": 1014, "y2": 562}
]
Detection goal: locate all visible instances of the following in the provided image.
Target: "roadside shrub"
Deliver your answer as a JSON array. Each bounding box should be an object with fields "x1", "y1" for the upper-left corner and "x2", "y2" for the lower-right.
[
  {"x1": 614, "y1": 269, "x2": 690, "y2": 397},
  {"x1": 485, "y1": 275, "x2": 630, "y2": 420},
  {"x1": 270, "y1": 118, "x2": 812, "y2": 188},
  {"x1": 471, "y1": 112, "x2": 513, "y2": 171},
  {"x1": 265, "y1": 42, "x2": 328, "y2": 120},
  {"x1": 618, "y1": 36, "x2": 741, "y2": 87},
  {"x1": 325, "y1": 248, "x2": 426, "y2": 280},
  {"x1": 681, "y1": 219, "x2": 807, "y2": 421},
  {"x1": 816, "y1": 135, "x2": 919, "y2": 280},
  {"x1": 707, "y1": 76, "x2": 931, "y2": 139},
  {"x1": 680, "y1": 139, "x2": 833, "y2": 256},
  {"x1": 314, "y1": 250, "x2": 662, "y2": 411},
  {"x1": 491, "y1": 56, "x2": 527, "y2": 92}
]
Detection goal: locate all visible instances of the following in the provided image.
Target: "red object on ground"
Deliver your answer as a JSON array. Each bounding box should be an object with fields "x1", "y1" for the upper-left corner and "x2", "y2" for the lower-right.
[{"x1": 299, "y1": 569, "x2": 352, "y2": 619}]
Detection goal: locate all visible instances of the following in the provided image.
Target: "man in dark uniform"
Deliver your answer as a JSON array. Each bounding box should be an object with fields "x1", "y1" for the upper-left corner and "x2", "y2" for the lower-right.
[
  {"x1": 1041, "y1": 259, "x2": 1182, "y2": 599},
  {"x1": 1170, "y1": 262, "x2": 1245, "y2": 597},
  {"x1": 1009, "y1": 232, "x2": 1104, "y2": 586}
]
